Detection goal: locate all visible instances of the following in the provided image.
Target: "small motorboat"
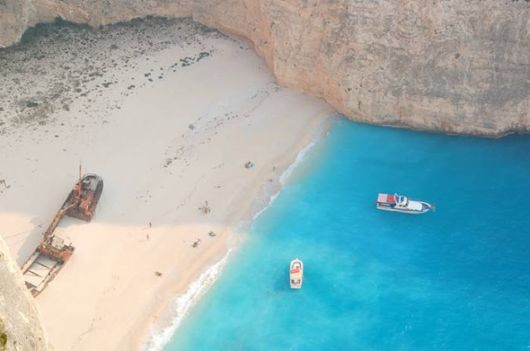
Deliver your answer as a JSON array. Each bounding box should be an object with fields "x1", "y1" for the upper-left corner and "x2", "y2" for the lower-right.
[
  {"x1": 376, "y1": 193, "x2": 434, "y2": 214},
  {"x1": 289, "y1": 258, "x2": 303, "y2": 289}
]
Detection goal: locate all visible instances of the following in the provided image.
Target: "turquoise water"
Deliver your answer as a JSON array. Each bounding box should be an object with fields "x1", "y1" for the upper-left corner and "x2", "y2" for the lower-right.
[{"x1": 165, "y1": 119, "x2": 530, "y2": 350}]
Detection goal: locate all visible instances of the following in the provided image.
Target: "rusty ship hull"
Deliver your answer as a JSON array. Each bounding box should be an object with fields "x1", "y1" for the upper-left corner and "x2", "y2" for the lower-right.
[
  {"x1": 64, "y1": 174, "x2": 104, "y2": 222},
  {"x1": 21, "y1": 172, "x2": 103, "y2": 296}
]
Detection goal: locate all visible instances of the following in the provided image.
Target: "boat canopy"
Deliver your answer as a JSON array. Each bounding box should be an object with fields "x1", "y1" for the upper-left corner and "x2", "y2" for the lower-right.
[
  {"x1": 396, "y1": 194, "x2": 408, "y2": 205},
  {"x1": 378, "y1": 193, "x2": 396, "y2": 203}
]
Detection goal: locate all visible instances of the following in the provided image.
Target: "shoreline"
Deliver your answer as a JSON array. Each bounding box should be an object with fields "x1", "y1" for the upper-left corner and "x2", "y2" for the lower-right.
[
  {"x1": 139, "y1": 113, "x2": 334, "y2": 351},
  {"x1": 0, "y1": 18, "x2": 334, "y2": 351}
]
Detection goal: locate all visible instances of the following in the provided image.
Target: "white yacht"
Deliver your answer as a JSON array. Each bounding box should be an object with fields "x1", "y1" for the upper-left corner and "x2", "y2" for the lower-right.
[
  {"x1": 376, "y1": 193, "x2": 434, "y2": 214},
  {"x1": 289, "y1": 258, "x2": 303, "y2": 289}
]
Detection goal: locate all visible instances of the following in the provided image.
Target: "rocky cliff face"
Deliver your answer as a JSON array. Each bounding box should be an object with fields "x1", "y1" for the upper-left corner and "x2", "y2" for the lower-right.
[
  {"x1": 0, "y1": 237, "x2": 49, "y2": 351},
  {"x1": 0, "y1": 0, "x2": 528, "y2": 135}
]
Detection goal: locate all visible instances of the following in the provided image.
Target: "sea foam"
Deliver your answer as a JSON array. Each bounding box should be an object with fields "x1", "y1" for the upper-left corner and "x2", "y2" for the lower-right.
[
  {"x1": 279, "y1": 140, "x2": 317, "y2": 185},
  {"x1": 145, "y1": 253, "x2": 230, "y2": 351},
  {"x1": 147, "y1": 129, "x2": 324, "y2": 350},
  {"x1": 252, "y1": 139, "x2": 317, "y2": 222}
]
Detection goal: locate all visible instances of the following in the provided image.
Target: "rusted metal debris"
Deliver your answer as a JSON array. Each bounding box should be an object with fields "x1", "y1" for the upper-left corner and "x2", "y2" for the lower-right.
[{"x1": 21, "y1": 169, "x2": 104, "y2": 296}]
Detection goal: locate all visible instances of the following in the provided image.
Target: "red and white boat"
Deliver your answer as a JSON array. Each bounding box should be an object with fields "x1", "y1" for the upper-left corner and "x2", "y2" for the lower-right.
[
  {"x1": 289, "y1": 258, "x2": 303, "y2": 289},
  {"x1": 376, "y1": 193, "x2": 433, "y2": 214}
]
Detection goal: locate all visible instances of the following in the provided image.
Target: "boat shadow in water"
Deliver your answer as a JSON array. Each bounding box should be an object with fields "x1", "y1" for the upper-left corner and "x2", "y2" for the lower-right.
[
  {"x1": 271, "y1": 266, "x2": 309, "y2": 293},
  {"x1": 272, "y1": 274, "x2": 300, "y2": 293}
]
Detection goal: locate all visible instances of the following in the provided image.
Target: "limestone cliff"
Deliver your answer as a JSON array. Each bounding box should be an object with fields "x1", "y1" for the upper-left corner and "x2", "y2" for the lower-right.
[
  {"x1": 0, "y1": 0, "x2": 529, "y2": 135},
  {"x1": 0, "y1": 237, "x2": 49, "y2": 351}
]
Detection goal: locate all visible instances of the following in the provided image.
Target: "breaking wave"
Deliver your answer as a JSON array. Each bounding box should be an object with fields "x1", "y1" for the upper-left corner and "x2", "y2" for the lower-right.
[{"x1": 145, "y1": 253, "x2": 230, "y2": 351}]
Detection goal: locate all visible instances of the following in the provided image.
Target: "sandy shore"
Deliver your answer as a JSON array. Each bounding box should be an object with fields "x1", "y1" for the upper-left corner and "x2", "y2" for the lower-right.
[{"x1": 0, "y1": 18, "x2": 333, "y2": 351}]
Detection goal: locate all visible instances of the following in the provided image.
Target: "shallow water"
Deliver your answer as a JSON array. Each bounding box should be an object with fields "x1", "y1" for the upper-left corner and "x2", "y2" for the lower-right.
[{"x1": 165, "y1": 119, "x2": 530, "y2": 350}]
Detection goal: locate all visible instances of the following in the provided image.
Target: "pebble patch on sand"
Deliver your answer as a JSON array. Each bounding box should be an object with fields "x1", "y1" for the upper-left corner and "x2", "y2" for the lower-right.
[
  {"x1": 162, "y1": 84, "x2": 279, "y2": 170},
  {"x1": 0, "y1": 17, "x2": 229, "y2": 138}
]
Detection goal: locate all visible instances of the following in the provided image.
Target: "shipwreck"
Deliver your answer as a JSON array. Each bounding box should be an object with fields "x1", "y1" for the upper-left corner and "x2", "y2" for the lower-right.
[{"x1": 21, "y1": 171, "x2": 103, "y2": 296}]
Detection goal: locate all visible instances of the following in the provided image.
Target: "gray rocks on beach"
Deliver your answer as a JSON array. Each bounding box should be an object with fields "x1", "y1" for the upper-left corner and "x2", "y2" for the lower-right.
[{"x1": 0, "y1": 17, "x2": 219, "y2": 136}]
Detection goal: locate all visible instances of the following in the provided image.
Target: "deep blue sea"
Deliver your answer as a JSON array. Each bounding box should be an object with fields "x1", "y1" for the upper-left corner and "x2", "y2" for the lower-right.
[{"x1": 165, "y1": 119, "x2": 530, "y2": 351}]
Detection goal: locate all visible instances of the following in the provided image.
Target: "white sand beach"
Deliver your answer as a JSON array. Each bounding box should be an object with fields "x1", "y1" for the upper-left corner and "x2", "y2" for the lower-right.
[{"x1": 0, "y1": 19, "x2": 332, "y2": 350}]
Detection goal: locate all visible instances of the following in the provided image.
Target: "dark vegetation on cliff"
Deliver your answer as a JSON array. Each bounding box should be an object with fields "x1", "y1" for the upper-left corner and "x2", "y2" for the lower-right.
[{"x1": 0, "y1": 320, "x2": 7, "y2": 351}]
